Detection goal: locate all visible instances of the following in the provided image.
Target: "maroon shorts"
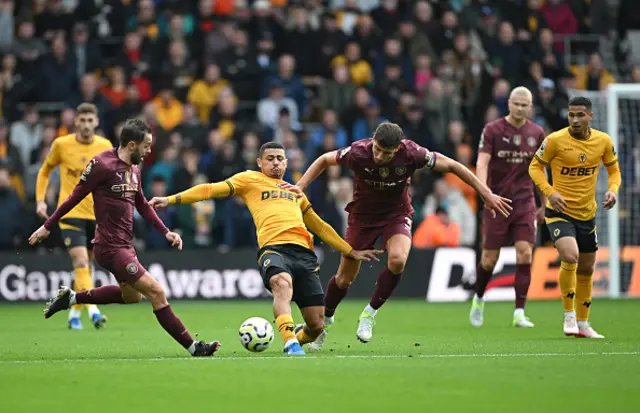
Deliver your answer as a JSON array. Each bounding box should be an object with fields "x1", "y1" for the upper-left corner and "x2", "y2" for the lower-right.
[
  {"x1": 482, "y1": 206, "x2": 536, "y2": 250},
  {"x1": 345, "y1": 215, "x2": 413, "y2": 250},
  {"x1": 93, "y1": 244, "x2": 146, "y2": 285}
]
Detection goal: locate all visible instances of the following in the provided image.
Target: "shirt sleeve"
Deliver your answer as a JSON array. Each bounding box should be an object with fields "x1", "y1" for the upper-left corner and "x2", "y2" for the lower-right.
[
  {"x1": 44, "y1": 158, "x2": 103, "y2": 230},
  {"x1": 602, "y1": 135, "x2": 618, "y2": 167},
  {"x1": 35, "y1": 140, "x2": 61, "y2": 201},
  {"x1": 226, "y1": 171, "x2": 251, "y2": 196},
  {"x1": 335, "y1": 145, "x2": 355, "y2": 169},
  {"x1": 478, "y1": 125, "x2": 494, "y2": 155},
  {"x1": 533, "y1": 134, "x2": 556, "y2": 165},
  {"x1": 136, "y1": 181, "x2": 170, "y2": 235}
]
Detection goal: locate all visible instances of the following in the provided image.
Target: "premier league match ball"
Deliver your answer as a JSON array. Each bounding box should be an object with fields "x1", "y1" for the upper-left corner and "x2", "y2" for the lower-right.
[{"x1": 239, "y1": 317, "x2": 275, "y2": 353}]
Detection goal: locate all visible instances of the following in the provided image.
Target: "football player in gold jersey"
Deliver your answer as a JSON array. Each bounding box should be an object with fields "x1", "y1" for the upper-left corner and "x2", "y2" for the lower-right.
[
  {"x1": 149, "y1": 142, "x2": 381, "y2": 355},
  {"x1": 529, "y1": 97, "x2": 621, "y2": 338},
  {"x1": 36, "y1": 103, "x2": 113, "y2": 330}
]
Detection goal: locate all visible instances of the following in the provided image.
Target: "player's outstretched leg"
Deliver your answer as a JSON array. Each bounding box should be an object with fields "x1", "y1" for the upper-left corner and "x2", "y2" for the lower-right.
[
  {"x1": 131, "y1": 273, "x2": 221, "y2": 356},
  {"x1": 575, "y1": 253, "x2": 604, "y2": 338},
  {"x1": 555, "y1": 237, "x2": 580, "y2": 336},
  {"x1": 309, "y1": 257, "x2": 361, "y2": 351},
  {"x1": 43, "y1": 285, "x2": 126, "y2": 319},
  {"x1": 470, "y1": 249, "x2": 499, "y2": 327},
  {"x1": 358, "y1": 234, "x2": 410, "y2": 343},
  {"x1": 270, "y1": 272, "x2": 305, "y2": 355},
  {"x1": 512, "y1": 241, "x2": 534, "y2": 328}
]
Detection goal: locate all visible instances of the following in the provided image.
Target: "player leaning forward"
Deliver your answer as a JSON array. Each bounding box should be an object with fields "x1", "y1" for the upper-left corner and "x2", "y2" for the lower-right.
[
  {"x1": 30, "y1": 119, "x2": 221, "y2": 357},
  {"x1": 150, "y1": 142, "x2": 381, "y2": 355},
  {"x1": 529, "y1": 97, "x2": 621, "y2": 338},
  {"x1": 469, "y1": 87, "x2": 546, "y2": 328},
  {"x1": 281, "y1": 122, "x2": 512, "y2": 349}
]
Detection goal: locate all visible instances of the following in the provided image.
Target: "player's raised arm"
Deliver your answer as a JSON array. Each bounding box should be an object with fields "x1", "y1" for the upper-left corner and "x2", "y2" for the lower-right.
[
  {"x1": 602, "y1": 136, "x2": 622, "y2": 209},
  {"x1": 29, "y1": 159, "x2": 102, "y2": 245},
  {"x1": 431, "y1": 151, "x2": 512, "y2": 218},
  {"x1": 280, "y1": 150, "x2": 341, "y2": 198},
  {"x1": 35, "y1": 140, "x2": 62, "y2": 218},
  {"x1": 300, "y1": 197, "x2": 382, "y2": 261}
]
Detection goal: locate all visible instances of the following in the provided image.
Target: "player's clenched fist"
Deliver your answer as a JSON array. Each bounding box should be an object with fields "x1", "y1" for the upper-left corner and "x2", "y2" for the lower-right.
[
  {"x1": 482, "y1": 192, "x2": 513, "y2": 218},
  {"x1": 28, "y1": 225, "x2": 51, "y2": 245},
  {"x1": 548, "y1": 192, "x2": 568, "y2": 213},
  {"x1": 346, "y1": 249, "x2": 384, "y2": 262},
  {"x1": 149, "y1": 197, "x2": 169, "y2": 209}
]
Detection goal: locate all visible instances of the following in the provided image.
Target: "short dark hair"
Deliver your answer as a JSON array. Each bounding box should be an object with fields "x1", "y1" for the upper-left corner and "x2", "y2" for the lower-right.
[
  {"x1": 76, "y1": 103, "x2": 98, "y2": 116},
  {"x1": 120, "y1": 118, "x2": 151, "y2": 146},
  {"x1": 568, "y1": 96, "x2": 592, "y2": 110},
  {"x1": 373, "y1": 122, "x2": 404, "y2": 148},
  {"x1": 259, "y1": 141, "x2": 285, "y2": 158}
]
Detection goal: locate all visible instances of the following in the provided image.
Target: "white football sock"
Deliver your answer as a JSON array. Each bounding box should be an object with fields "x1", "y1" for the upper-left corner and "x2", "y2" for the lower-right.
[
  {"x1": 514, "y1": 308, "x2": 525, "y2": 318},
  {"x1": 285, "y1": 338, "x2": 299, "y2": 348},
  {"x1": 187, "y1": 341, "x2": 197, "y2": 355},
  {"x1": 364, "y1": 304, "x2": 377, "y2": 316},
  {"x1": 87, "y1": 305, "x2": 100, "y2": 317},
  {"x1": 68, "y1": 308, "x2": 81, "y2": 320},
  {"x1": 577, "y1": 321, "x2": 590, "y2": 329},
  {"x1": 564, "y1": 311, "x2": 576, "y2": 318}
]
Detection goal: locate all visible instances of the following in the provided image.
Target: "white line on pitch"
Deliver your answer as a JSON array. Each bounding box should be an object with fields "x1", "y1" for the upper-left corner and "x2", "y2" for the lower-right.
[{"x1": 0, "y1": 351, "x2": 638, "y2": 365}]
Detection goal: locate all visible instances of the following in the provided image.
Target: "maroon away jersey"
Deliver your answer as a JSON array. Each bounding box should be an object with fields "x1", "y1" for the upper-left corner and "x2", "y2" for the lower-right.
[
  {"x1": 335, "y1": 138, "x2": 435, "y2": 218},
  {"x1": 479, "y1": 118, "x2": 545, "y2": 207},
  {"x1": 45, "y1": 149, "x2": 168, "y2": 247}
]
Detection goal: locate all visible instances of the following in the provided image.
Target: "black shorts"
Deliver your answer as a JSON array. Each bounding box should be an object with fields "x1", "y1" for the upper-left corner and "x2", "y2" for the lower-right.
[
  {"x1": 59, "y1": 218, "x2": 96, "y2": 250},
  {"x1": 257, "y1": 244, "x2": 324, "y2": 308},
  {"x1": 545, "y1": 208, "x2": 598, "y2": 253}
]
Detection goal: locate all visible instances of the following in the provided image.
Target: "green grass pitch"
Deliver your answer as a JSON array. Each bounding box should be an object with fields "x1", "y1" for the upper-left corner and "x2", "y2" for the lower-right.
[{"x1": 1, "y1": 299, "x2": 639, "y2": 412}]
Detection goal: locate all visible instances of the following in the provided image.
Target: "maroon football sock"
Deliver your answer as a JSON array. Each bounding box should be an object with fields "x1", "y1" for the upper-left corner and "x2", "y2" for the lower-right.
[
  {"x1": 475, "y1": 264, "x2": 494, "y2": 298},
  {"x1": 515, "y1": 264, "x2": 532, "y2": 309},
  {"x1": 369, "y1": 268, "x2": 402, "y2": 310},
  {"x1": 75, "y1": 286, "x2": 125, "y2": 304},
  {"x1": 324, "y1": 275, "x2": 348, "y2": 318},
  {"x1": 154, "y1": 305, "x2": 194, "y2": 349}
]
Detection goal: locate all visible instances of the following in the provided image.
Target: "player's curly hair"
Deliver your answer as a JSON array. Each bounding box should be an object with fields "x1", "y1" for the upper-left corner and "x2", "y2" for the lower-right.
[
  {"x1": 120, "y1": 118, "x2": 152, "y2": 146},
  {"x1": 373, "y1": 122, "x2": 404, "y2": 149}
]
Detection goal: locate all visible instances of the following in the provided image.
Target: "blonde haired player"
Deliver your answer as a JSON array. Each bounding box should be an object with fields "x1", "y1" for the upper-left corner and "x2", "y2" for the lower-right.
[
  {"x1": 150, "y1": 142, "x2": 381, "y2": 355},
  {"x1": 470, "y1": 86, "x2": 546, "y2": 328},
  {"x1": 529, "y1": 96, "x2": 621, "y2": 338},
  {"x1": 36, "y1": 103, "x2": 113, "y2": 330}
]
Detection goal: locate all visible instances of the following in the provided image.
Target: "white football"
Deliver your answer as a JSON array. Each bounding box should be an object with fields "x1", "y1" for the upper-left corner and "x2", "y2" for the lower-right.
[{"x1": 238, "y1": 317, "x2": 274, "y2": 353}]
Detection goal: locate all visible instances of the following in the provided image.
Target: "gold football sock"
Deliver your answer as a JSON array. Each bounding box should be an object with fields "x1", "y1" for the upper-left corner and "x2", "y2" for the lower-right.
[
  {"x1": 559, "y1": 262, "x2": 577, "y2": 312},
  {"x1": 296, "y1": 326, "x2": 316, "y2": 345},
  {"x1": 576, "y1": 274, "x2": 593, "y2": 322},
  {"x1": 276, "y1": 314, "x2": 296, "y2": 344},
  {"x1": 72, "y1": 267, "x2": 94, "y2": 312}
]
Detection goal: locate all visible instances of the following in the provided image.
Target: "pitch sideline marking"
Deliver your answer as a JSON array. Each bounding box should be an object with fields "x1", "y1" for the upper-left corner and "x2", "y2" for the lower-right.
[{"x1": 0, "y1": 351, "x2": 638, "y2": 365}]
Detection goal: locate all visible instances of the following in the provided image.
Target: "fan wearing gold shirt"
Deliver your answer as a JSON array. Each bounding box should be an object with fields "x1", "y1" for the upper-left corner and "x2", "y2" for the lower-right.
[
  {"x1": 529, "y1": 96, "x2": 621, "y2": 339},
  {"x1": 150, "y1": 142, "x2": 381, "y2": 356},
  {"x1": 36, "y1": 103, "x2": 113, "y2": 330}
]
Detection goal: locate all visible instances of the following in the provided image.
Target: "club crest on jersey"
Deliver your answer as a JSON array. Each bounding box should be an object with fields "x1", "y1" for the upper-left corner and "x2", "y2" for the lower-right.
[
  {"x1": 379, "y1": 168, "x2": 389, "y2": 178},
  {"x1": 513, "y1": 135, "x2": 521, "y2": 145},
  {"x1": 579, "y1": 153, "x2": 587, "y2": 163},
  {"x1": 80, "y1": 159, "x2": 95, "y2": 181},
  {"x1": 527, "y1": 137, "x2": 537, "y2": 147},
  {"x1": 395, "y1": 166, "x2": 406, "y2": 176},
  {"x1": 126, "y1": 263, "x2": 139, "y2": 275}
]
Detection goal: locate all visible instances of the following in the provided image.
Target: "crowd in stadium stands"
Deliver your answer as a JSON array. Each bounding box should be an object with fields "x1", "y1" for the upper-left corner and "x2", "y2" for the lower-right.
[{"x1": 0, "y1": 0, "x2": 633, "y2": 252}]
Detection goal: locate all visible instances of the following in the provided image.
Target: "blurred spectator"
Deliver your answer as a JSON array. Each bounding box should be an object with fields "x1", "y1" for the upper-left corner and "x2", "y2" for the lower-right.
[
  {"x1": 173, "y1": 104, "x2": 208, "y2": 151},
  {"x1": 257, "y1": 78, "x2": 299, "y2": 128},
  {"x1": 0, "y1": 0, "x2": 13, "y2": 53},
  {"x1": 10, "y1": 106, "x2": 42, "y2": 171},
  {"x1": 152, "y1": 82, "x2": 184, "y2": 131},
  {"x1": 572, "y1": 52, "x2": 616, "y2": 91},
  {"x1": 0, "y1": 162, "x2": 23, "y2": 249},
  {"x1": 352, "y1": 98, "x2": 386, "y2": 142},
  {"x1": 414, "y1": 54, "x2": 434, "y2": 100},
  {"x1": 187, "y1": 63, "x2": 230, "y2": 124},
  {"x1": 220, "y1": 28, "x2": 261, "y2": 100},
  {"x1": 317, "y1": 11, "x2": 348, "y2": 78},
  {"x1": 238, "y1": 132, "x2": 260, "y2": 171},
  {"x1": 423, "y1": 78, "x2": 461, "y2": 145},
  {"x1": 350, "y1": 13, "x2": 381, "y2": 63},
  {"x1": 413, "y1": 207, "x2": 461, "y2": 248},
  {"x1": 38, "y1": 35, "x2": 78, "y2": 102},
  {"x1": 319, "y1": 63, "x2": 355, "y2": 119},
  {"x1": 541, "y1": 0, "x2": 578, "y2": 52},
  {"x1": 13, "y1": 20, "x2": 47, "y2": 79},
  {"x1": 370, "y1": 0, "x2": 400, "y2": 35},
  {"x1": 401, "y1": 103, "x2": 434, "y2": 149},
  {"x1": 311, "y1": 109, "x2": 348, "y2": 148},
  {"x1": 0, "y1": 117, "x2": 22, "y2": 176},
  {"x1": 100, "y1": 66, "x2": 128, "y2": 108},
  {"x1": 172, "y1": 147, "x2": 200, "y2": 193},
  {"x1": 209, "y1": 89, "x2": 240, "y2": 141},
  {"x1": 332, "y1": 42, "x2": 373, "y2": 87},
  {"x1": 444, "y1": 144, "x2": 477, "y2": 213},
  {"x1": 161, "y1": 39, "x2": 197, "y2": 101},
  {"x1": 146, "y1": 145, "x2": 180, "y2": 193},
  {"x1": 286, "y1": 7, "x2": 320, "y2": 76},
  {"x1": 423, "y1": 179, "x2": 475, "y2": 246},
  {"x1": 265, "y1": 54, "x2": 306, "y2": 117},
  {"x1": 374, "y1": 37, "x2": 412, "y2": 85},
  {"x1": 68, "y1": 73, "x2": 110, "y2": 126},
  {"x1": 71, "y1": 22, "x2": 102, "y2": 79}
]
